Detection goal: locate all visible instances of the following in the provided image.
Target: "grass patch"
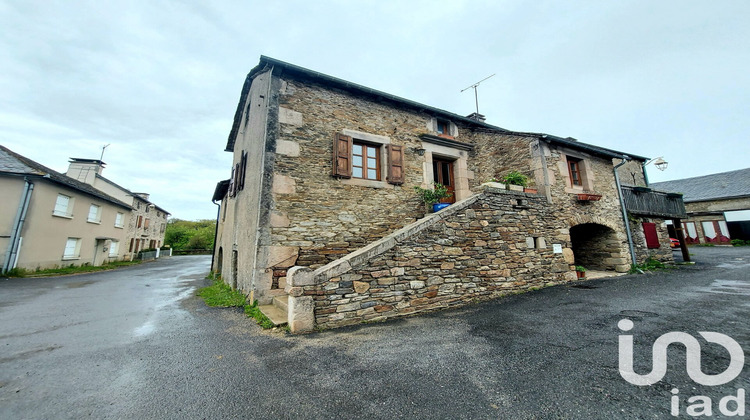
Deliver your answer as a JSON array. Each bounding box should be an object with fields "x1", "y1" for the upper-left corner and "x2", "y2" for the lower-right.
[
  {"x1": 244, "y1": 301, "x2": 275, "y2": 329},
  {"x1": 197, "y1": 277, "x2": 277, "y2": 329},
  {"x1": 4, "y1": 260, "x2": 142, "y2": 278},
  {"x1": 629, "y1": 257, "x2": 669, "y2": 274},
  {"x1": 197, "y1": 278, "x2": 247, "y2": 307}
]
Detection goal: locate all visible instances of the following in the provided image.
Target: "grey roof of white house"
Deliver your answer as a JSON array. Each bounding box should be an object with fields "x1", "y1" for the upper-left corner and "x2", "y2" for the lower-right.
[
  {"x1": 651, "y1": 167, "x2": 750, "y2": 203},
  {"x1": 0, "y1": 145, "x2": 133, "y2": 209}
]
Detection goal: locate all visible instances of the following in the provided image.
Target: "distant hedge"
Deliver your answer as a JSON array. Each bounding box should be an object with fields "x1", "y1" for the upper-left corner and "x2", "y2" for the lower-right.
[{"x1": 164, "y1": 219, "x2": 216, "y2": 251}]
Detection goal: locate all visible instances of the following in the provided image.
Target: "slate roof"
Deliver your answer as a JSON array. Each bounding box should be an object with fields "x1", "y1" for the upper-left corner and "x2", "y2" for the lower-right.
[
  {"x1": 0, "y1": 145, "x2": 133, "y2": 209},
  {"x1": 212, "y1": 179, "x2": 230, "y2": 202},
  {"x1": 650, "y1": 167, "x2": 750, "y2": 203},
  {"x1": 225, "y1": 56, "x2": 646, "y2": 162}
]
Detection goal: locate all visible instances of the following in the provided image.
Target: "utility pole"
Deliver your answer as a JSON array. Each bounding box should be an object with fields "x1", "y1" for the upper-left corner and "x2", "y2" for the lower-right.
[{"x1": 100, "y1": 144, "x2": 110, "y2": 161}]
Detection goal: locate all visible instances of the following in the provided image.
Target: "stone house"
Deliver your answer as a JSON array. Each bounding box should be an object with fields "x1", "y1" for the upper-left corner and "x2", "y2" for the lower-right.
[
  {"x1": 212, "y1": 56, "x2": 685, "y2": 332},
  {"x1": 65, "y1": 158, "x2": 170, "y2": 259},
  {"x1": 1, "y1": 146, "x2": 132, "y2": 272},
  {"x1": 652, "y1": 167, "x2": 750, "y2": 244}
]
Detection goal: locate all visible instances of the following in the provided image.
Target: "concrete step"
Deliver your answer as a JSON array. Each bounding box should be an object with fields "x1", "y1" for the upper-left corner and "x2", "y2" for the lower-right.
[
  {"x1": 258, "y1": 304, "x2": 287, "y2": 327},
  {"x1": 273, "y1": 295, "x2": 289, "y2": 313}
]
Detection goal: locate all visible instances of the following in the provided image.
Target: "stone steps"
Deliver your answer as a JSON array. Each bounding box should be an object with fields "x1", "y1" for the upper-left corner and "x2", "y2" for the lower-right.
[{"x1": 258, "y1": 295, "x2": 288, "y2": 326}]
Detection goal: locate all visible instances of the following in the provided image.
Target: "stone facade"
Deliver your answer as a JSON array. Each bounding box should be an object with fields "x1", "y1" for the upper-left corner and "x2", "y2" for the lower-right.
[
  {"x1": 287, "y1": 187, "x2": 576, "y2": 331},
  {"x1": 214, "y1": 56, "x2": 680, "y2": 323}
]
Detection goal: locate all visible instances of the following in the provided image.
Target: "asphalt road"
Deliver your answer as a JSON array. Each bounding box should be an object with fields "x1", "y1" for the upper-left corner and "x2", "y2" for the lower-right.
[{"x1": 1, "y1": 248, "x2": 749, "y2": 419}]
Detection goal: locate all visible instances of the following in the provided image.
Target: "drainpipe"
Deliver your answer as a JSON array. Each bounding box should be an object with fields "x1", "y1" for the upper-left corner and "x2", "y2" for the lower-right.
[
  {"x1": 3, "y1": 178, "x2": 34, "y2": 274},
  {"x1": 210, "y1": 199, "x2": 221, "y2": 272},
  {"x1": 641, "y1": 161, "x2": 650, "y2": 187},
  {"x1": 537, "y1": 137, "x2": 552, "y2": 203},
  {"x1": 613, "y1": 157, "x2": 639, "y2": 271}
]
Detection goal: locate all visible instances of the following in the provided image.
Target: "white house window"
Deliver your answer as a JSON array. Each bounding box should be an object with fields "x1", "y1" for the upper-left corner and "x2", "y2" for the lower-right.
[
  {"x1": 109, "y1": 240, "x2": 119, "y2": 257},
  {"x1": 87, "y1": 204, "x2": 101, "y2": 224},
  {"x1": 53, "y1": 194, "x2": 73, "y2": 218},
  {"x1": 115, "y1": 212, "x2": 124, "y2": 228},
  {"x1": 63, "y1": 238, "x2": 81, "y2": 260}
]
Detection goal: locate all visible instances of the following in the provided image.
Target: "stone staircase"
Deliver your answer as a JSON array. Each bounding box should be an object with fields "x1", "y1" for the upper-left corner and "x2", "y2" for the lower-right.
[{"x1": 258, "y1": 294, "x2": 288, "y2": 327}]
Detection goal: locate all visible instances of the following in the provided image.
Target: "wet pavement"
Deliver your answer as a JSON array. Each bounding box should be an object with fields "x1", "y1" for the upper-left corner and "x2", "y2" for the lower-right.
[{"x1": 1, "y1": 248, "x2": 749, "y2": 419}]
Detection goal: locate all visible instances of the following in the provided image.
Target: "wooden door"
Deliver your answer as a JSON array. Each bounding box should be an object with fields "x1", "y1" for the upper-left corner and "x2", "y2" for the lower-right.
[{"x1": 432, "y1": 158, "x2": 455, "y2": 203}]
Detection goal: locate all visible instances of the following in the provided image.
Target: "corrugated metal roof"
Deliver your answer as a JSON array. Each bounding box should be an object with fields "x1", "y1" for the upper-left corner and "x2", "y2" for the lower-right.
[{"x1": 651, "y1": 167, "x2": 750, "y2": 202}]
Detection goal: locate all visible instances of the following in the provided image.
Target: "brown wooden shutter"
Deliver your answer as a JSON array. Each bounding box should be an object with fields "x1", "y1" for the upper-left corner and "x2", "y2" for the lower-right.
[
  {"x1": 386, "y1": 144, "x2": 404, "y2": 185},
  {"x1": 238, "y1": 151, "x2": 247, "y2": 191},
  {"x1": 332, "y1": 133, "x2": 352, "y2": 178},
  {"x1": 642, "y1": 222, "x2": 660, "y2": 249}
]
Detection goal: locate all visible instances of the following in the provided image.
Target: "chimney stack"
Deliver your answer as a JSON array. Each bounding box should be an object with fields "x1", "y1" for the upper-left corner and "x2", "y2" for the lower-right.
[{"x1": 467, "y1": 112, "x2": 486, "y2": 123}]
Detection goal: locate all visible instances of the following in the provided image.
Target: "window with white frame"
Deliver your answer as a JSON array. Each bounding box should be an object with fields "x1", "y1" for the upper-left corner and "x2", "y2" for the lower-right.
[
  {"x1": 63, "y1": 238, "x2": 81, "y2": 260},
  {"x1": 114, "y1": 212, "x2": 124, "y2": 228},
  {"x1": 109, "y1": 240, "x2": 119, "y2": 257},
  {"x1": 53, "y1": 194, "x2": 74, "y2": 217},
  {"x1": 87, "y1": 204, "x2": 102, "y2": 223}
]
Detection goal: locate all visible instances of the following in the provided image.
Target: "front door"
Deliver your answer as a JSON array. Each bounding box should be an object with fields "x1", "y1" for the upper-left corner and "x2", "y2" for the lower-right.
[{"x1": 433, "y1": 158, "x2": 455, "y2": 203}]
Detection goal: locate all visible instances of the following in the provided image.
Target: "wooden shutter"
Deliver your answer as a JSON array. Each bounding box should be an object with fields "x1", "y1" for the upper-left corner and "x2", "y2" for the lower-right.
[
  {"x1": 386, "y1": 144, "x2": 405, "y2": 185},
  {"x1": 332, "y1": 133, "x2": 352, "y2": 178},
  {"x1": 228, "y1": 166, "x2": 235, "y2": 197},
  {"x1": 238, "y1": 151, "x2": 248, "y2": 191},
  {"x1": 642, "y1": 222, "x2": 660, "y2": 249}
]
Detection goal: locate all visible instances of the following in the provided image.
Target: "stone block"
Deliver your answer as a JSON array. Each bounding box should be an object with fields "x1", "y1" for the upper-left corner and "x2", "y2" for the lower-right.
[
  {"x1": 289, "y1": 296, "x2": 314, "y2": 333},
  {"x1": 266, "y1": 246, "x2": 299, "y2": 269},
  {"x1": 272, "y1": 174, "x2": 296, "y2": 194},
  {"x1": 410, "y1": 280, "x2": 425, "y2": 289},
  {"x1": 562, "y1": 248, "x2": 575, "y2": 264},
  {"x1": 276, "y1": 139, "x2": 301, "y2": 157},
  {"x1": 270, "y1": 211, "x2": 290, "y2": 228},
  {"x1": 353, "y1": 281, "x2": 370, "y2": 294},
  {"x1": 444, "y1": 247, "x2": 463, "y2": 255},
  {"x1": 278, "y1": 106, "x2": 303, "y2": 125}
]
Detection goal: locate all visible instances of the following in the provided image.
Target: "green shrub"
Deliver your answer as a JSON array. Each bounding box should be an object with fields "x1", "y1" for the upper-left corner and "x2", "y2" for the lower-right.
[
  {"x1": 414, "y1": 183, "x2": 452, "y2": 205},
  {"x1": 731, "y1": 239, "x2": 750, "y2": 247},
  {"x1": 629, "y1": 257, "x2": 667, "y2": 274},
  {"x1": 500, "y1": 171, "x2": 529, "y2": 187}
]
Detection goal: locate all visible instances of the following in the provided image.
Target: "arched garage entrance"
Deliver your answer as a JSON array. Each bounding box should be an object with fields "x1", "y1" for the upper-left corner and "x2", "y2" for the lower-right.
[{"x1": 570, "y1": 223, "x2": 627, "y2": 271}]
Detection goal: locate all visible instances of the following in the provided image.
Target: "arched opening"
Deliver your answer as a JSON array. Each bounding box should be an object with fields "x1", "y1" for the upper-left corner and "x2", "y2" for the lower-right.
[
  {"x1": 570, "y1": 223, "x2": 624, "y2": 271},
  {"x1": 216, "y1": 247, "x2": 223, "y2": 276}
]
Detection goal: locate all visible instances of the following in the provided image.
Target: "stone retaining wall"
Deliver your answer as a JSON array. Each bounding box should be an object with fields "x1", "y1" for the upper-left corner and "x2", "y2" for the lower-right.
[{"x1": 286, "y1": 187, "x2": 577, "y2": 332}]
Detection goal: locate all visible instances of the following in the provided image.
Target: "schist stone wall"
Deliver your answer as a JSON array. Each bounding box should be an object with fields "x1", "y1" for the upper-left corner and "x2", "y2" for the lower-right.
[
  {"x1": 267, "y1": 78, "x2": 543, "y2": 290},
  {"x1": 285, "y1": 187, "x2": 577, "y2": 332}
]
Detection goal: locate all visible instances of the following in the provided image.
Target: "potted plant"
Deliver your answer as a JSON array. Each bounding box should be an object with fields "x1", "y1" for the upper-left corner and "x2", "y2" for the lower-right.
[
  {"x1": 414, "y1": 183, "x2": 453, "y2": 213},
  {"x1": 500, "y1": 171, "x2": 528, "y2": 192},
  {"x1": 574, "y1": 265, "x2": 587, "y2": 279}
]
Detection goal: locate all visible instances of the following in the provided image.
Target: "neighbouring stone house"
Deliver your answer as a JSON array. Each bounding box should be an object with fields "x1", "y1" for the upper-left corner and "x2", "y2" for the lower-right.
[
  {"x1": 65, "y1": 158, "x2": 170, "y2": 259},
  {"x1": 652, "y1": 167, "x2": 750, "y2": 244},
  {"x1": 212, "y1": 56, "x2": 686, "y2": 332},
  {"x1": 1, "y1": 146, "x2": 133, "y2": 272}
]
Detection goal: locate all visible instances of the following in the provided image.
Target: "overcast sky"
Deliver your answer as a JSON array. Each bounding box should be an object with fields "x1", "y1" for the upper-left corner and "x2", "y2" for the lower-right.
[{"x1": 2, "y1": 1, "x2": 748, "y2": 221}]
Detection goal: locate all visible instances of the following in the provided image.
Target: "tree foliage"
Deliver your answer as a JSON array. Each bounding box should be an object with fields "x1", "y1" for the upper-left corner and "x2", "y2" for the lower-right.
[{"x1": 164, "y1": 219, "x2": 216, "y2": 251}]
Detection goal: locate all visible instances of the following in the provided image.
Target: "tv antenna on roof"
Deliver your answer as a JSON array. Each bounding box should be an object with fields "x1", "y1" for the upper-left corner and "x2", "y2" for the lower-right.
[
  {"x1": 100, "y1": 144, "x2": 110, "y2": 161},
  {"x1": 461, "y1": 74, "x2": 495, "y2": 116}
]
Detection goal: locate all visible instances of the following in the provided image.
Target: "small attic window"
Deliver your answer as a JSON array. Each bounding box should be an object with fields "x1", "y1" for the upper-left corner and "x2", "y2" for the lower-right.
[{"x1": 436, "y1": 120, "x2": 449, "y2": 135}]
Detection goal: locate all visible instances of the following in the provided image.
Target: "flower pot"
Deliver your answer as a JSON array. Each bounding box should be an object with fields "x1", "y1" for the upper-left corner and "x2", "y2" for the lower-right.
[
  {"x1": 506, "y1": 184, "x2": 524, "y2": 192},
  {"x1": 432, "y1": 203, "x2": 450, "y2": 212},
  {"x1": 576, "y1": 270, "x2": 586, "y2": 279},
  {"x1": 524, "y1": 187, "x2": 538, "y2": 194},
  {"x1": 577, "y1": 193, "x2": 602, "y2": 201}
]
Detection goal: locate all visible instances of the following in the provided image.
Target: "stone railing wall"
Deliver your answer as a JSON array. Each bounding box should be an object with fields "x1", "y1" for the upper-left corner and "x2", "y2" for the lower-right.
[{"x1": 285, "y1": 186, "x2": 577, "y2": 332}]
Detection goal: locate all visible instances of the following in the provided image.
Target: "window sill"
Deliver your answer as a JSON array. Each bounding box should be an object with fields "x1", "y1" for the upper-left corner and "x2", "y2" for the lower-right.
[
  {"x1": 115, "y1": 225, "x2": 124, "y2": 229},
  {"x1": 87, "y1": 220, "x2": 102, "y2": 225},
  {"x1": 341, "y1": 178, "x2": 391, "y2": 189},
  {"x1": 62, "y1": 256, "x2": 80, "y2": 261},
  {"x1": 52, "y1": 213, "x2": 73, "y2": 219}
]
